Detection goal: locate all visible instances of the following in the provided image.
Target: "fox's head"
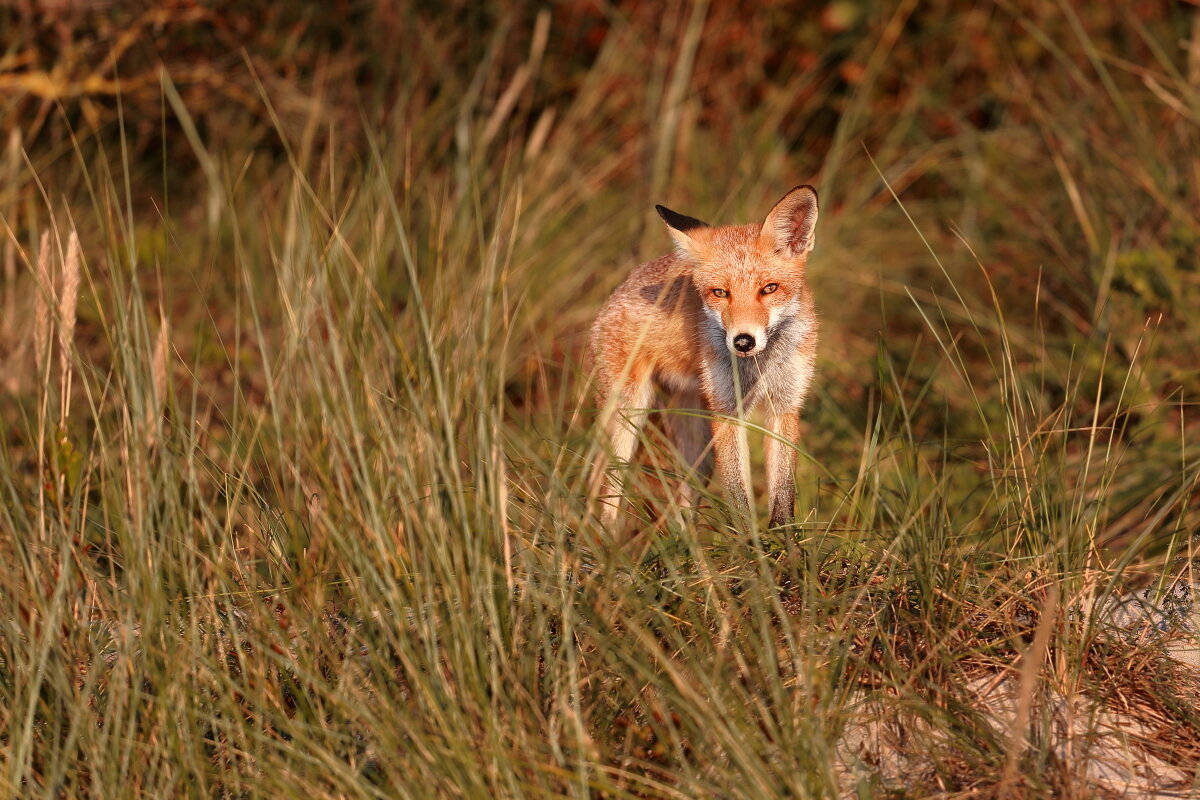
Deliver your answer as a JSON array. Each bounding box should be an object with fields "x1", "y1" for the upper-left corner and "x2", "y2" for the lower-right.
[{"x1": 656, "y1": 186, "x2": 818, "y2": 358}]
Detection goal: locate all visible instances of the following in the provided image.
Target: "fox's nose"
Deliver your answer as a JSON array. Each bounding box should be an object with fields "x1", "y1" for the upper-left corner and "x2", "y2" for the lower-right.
[{"x1": 733, "y1": 334, "x2": 756, "y2": 353}]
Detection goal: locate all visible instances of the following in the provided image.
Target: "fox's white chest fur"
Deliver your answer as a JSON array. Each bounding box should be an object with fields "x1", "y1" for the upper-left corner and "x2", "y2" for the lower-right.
[{"x1": 700, "y1": 294, "x2": 817, "y2": 416}]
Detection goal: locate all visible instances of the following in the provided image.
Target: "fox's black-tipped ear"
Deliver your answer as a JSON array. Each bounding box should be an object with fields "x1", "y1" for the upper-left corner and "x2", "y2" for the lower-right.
[
  {"x1": 759, "y1": 185, "x2": 818, "y2": 258},
  {"x1": 656, "y1": 204, "x2": 708, "y2": 258},
  {"x1": 655, "y1": 205, "x2": 708, "y2": 234}
]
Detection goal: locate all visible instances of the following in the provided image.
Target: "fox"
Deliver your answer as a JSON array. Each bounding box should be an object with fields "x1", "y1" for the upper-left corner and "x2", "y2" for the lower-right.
[{"x1": 590, "y1": 185, "x2": 819, "y2": 532}]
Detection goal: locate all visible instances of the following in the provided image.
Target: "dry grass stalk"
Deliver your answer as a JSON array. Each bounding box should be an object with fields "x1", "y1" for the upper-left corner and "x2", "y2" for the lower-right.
[
  {"x1": 33, "y1": 229, "x2": 51, "y2": 382},
  {"x1": 1001, "y1": 585, "x2": 1058, "y2": 789},
  {"x1": 146, "y1": 311, "x2": 169, "y2": 445},
  {"x1": 58, "y1": 230, "x2": 80, "y2": 424}
]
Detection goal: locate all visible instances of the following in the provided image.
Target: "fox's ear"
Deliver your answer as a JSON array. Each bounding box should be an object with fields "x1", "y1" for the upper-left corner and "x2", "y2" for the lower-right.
[
  {"x1": 759, "y1": 185, "x2": 818, "y2": 258},
  {"x1": 656, "y1": 204, "x2": 708, "y2": 258}
]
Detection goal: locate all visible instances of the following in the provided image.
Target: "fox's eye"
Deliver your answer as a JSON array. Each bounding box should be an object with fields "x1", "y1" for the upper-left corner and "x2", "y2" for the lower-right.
[
  {"x1": 761, "y1": 283, "x2": 778, "y2": 295},
  {"x1": 711, "y1": 288, "x2": 728, "y2": 298}
]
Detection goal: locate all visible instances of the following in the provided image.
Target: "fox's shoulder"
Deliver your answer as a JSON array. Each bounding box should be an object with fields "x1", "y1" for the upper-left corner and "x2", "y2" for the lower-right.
[
  {"x1": 605, "y1": 252, "x2": 699, "y2": 310},
  {"x1": 593, "y1": 251, "x2": 695, "y2": 335}
]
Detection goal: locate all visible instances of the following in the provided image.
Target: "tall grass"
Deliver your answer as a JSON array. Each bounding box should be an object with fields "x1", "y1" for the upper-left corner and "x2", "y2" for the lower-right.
[{"x1": 1, "y1": 2, "x2": 1198, "y2": 797}]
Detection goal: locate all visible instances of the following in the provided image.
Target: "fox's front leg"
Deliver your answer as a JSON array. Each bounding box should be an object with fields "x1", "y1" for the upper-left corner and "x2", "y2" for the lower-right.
[
  {"x1": 710, "y1": 415, "x2": 752, "y2": 518},
  {"x1": 764, "y1": 408, "x2": 801, "y2": 527},
  {"x1": 594, "y1": 377, "x2": 654, "y2": 529}
]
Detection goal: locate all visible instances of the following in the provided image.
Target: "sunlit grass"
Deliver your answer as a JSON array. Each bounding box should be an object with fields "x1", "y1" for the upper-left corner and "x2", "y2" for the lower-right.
[{"x1": 1, "y1": 3, "x2": 1199, "y2": 798}]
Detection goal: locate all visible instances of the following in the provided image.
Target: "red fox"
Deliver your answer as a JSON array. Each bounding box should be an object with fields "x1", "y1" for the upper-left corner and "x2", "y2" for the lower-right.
[{"x1": 590, "y1": 186, "x2": 819, "y2": 531}]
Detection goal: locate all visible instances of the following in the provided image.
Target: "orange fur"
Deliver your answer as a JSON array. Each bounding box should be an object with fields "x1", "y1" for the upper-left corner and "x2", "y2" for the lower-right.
[{"x1": 591, "y1": 186, "x2": 820, "y2": 534}]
